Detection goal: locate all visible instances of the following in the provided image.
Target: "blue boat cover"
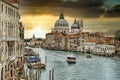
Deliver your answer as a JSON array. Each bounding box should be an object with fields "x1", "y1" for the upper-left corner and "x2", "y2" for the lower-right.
[
  {"x1": 29, "y1": 56, "x2": 40, "y2": 62},
  {"x1": 34, "y1": 56, "x2": 40, "y2": 61}
]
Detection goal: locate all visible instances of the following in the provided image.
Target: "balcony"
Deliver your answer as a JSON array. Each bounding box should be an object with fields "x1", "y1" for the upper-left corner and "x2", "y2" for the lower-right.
[
  {"x1": 6, "y1": 36, "x2": 19, "y2": 41},
  {"x1": 8, "y1": 55, "x2": 16, "y2": 62},
  {"x1": 2, "y1": 36, "x2": 19, "y2": 41},
  {"x1": 16, "y1": 53, "x2": 23, "y2": 58}
]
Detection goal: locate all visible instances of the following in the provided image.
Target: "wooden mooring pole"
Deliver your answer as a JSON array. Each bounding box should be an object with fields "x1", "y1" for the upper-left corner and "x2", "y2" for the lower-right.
[
  {"x1": 49, "y1": 70, "x2": 51, "y2": 80},
  {"x1": 52, "y1": 68, "x2": 54, "y2": 80},
  {"x1": 49, "y1": 68, "x2": 54, "y2": 80}
]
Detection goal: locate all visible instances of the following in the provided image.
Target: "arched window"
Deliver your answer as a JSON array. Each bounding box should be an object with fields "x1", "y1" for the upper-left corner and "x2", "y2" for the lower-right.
[
  {"x1": 5, "y1": 65, "x2": 7, "y2": 71},
  {"x1": 14, "y1": 63, "x2": 16, "y2": 68},
  {"x1": 73, "y1": 29, "x2": 74, "y2": 32},
  {"x1": 10, "y1": 70, "x2": 13, "y2": 77},
  {"x1": 64, "y1": 30, "x2": 66, "y2": 33},
  {"x1": 17, "y1": 61, "x2": 19, "y2": 67}
]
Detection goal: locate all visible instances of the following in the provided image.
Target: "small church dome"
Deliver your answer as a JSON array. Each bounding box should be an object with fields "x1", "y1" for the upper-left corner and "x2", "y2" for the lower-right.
[
  {"x1": 71, "y1": 19, "x2": 80, "y2": 29},
  {"x1": 71, "y1": 23, "x2": 80, "y2": 29}
]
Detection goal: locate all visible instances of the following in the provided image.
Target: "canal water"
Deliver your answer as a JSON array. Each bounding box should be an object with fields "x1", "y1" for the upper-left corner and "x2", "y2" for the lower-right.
[{"x1": 26, "y1": 47, "x2": 120, "y2": 80}]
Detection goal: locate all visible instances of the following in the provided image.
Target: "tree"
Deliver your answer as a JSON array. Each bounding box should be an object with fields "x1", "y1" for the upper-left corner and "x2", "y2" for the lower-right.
[{"x1": 115, "y1": 30, "x2": 120, "y2": 41}]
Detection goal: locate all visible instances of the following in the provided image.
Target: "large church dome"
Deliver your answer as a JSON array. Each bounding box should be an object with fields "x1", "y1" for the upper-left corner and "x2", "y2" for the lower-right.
[
  {"x1": 54, "y1": 11, "x2": 69, "y2": 27},
  {"x1": 55, "y1": 19, "x2": 69, "y2": 27}
]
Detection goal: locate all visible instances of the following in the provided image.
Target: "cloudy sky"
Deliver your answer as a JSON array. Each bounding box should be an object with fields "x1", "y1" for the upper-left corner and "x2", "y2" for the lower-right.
[{"x1": 18, "y1": 0, "x2": 120, "y2": 38}]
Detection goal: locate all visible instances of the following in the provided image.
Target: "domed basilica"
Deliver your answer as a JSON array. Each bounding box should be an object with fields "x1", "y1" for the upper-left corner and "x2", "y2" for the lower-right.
[
  {"x1": 53, "y1": 10, "x2": 69, "y2": 34},
  {"x1": 53, "y1": 10, "x2": 83, "y2": 34}
]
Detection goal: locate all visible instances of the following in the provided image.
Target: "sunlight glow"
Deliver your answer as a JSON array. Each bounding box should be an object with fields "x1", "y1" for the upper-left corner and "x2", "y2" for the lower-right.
[{"x1": 31, "y1": 26, "x2": 47, "y2": 38}]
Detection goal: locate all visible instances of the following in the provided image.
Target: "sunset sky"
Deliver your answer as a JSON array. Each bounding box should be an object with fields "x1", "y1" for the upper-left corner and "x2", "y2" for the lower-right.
[{"x1": 18, "y1": 0, "x2": 120, "y2": 38}]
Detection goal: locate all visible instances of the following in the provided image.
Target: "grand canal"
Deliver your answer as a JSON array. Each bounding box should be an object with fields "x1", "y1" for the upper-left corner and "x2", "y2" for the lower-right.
[{"x1": 25, "y1": 47, "x2": 120, "y2": 80}]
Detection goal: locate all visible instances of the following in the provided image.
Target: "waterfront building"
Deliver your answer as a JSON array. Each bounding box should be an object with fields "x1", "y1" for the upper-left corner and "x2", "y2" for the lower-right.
[
  {"x1": 115, "y1": 40, "x2": 120, "y2": 56},
  {"x1": 104, "y1": 37, "x2": 115, "y2": 45},
  {"x1": 116, "y1": 47, "x2": 120, "y2": 56},
  {"x1": 0, "y1": 0, "x2": 24, "y2": 80},
  {"x1": 25, "y1": 35, "x2": 43, "y2": 47},
  {"x1": 84, "y1": 40, "x2": 96, "y2": 53},
  {"x1": 53, "y1": 10, "x2": 69, "y2": 34},
  {"x1": 80, "y1": 32, "x2": 90, "y2": 52},
  {"x1": 44, "y1": 9, "x2": 116, "y2": 55},
  {"x1": 67, "y1": 32, "x2": 87, "y2": 52},
  {"x1": 45, "y1": 32, "x2": 66, "y2": 50},
  {"x1": 45, "y1": 32, "x2": 55, "y2": 49},
  {"x1": 83, "y1": 32, "x2": 103, "y2": 53},
  {"x1": 29, "y1": 34, "x2": 36, "y2": 47},
  {"x1": 84, "y1": 33, "x2": 115, "y2": 55},
  {"x1": 45, "y1": 32, "x2": 57, "y2": 49},
  {"x1": 95, "y1": 43, "x2": 115, "y2": 56},
  {"x1": 67, "y1": 33, "x2": 79, "y2": 51},
  {"x1": 54, "y1": 32, "x2": 65, "y2": 50},
  {"x1": 45, "y1": 31, "x2": 116, "y2": 55},
  {"x1": 89, "y1": 32, "x2": 104, "y2": 41}
]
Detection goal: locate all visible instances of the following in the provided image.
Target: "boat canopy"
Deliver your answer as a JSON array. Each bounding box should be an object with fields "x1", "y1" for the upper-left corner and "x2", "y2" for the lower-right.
[
  {"x1": 67, "y1": 55, "x2": 76, "y2": 58},
  {"x1": 29, "y1": 56, "x2": 40, "y2": 62}
]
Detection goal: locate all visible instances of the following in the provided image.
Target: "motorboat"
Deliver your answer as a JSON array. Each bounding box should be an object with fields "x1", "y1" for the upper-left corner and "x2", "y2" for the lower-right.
[
  {"x1": 86, "y1": 54, "x2": 92, "y2": 58},
  {"x1": 67, "y1": 55, "x2": 76, "y2": 63}
]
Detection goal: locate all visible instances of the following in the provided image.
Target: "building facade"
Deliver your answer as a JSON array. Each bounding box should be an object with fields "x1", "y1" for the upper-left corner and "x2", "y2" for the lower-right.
[
  {"x1": 0, "y1": 0, "x2": 24, "y2": 80},
  {"x1": 95, "y1": 44, "x2": 115, "y2": 56},
  {"x1": 84, "y1": 41, "x2": 96, "y2": 53},
  {"x1": 45, "y1": 32, "x2": 65, "y2": 50}
]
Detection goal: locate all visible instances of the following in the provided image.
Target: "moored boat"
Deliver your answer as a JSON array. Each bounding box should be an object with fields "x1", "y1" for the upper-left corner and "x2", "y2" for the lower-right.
[
  {"x1": 39, "y1": 63, "x2": 46, "y2": 68},
  {"x1": 86, "y1": 54, "x2": 92, "y2": 58},
  {"x1": 111, "y1": 56, "x2": 120, "y2": 60},
  {"x1": 27, "y1": 62, "x2": 41, "y2": 69},
  {"x1": 27, "y1": 62, "x2": 46, "y2": 69},
  {"x1": 27, "y1": 56, "x2": 46, "y2": 69}
]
